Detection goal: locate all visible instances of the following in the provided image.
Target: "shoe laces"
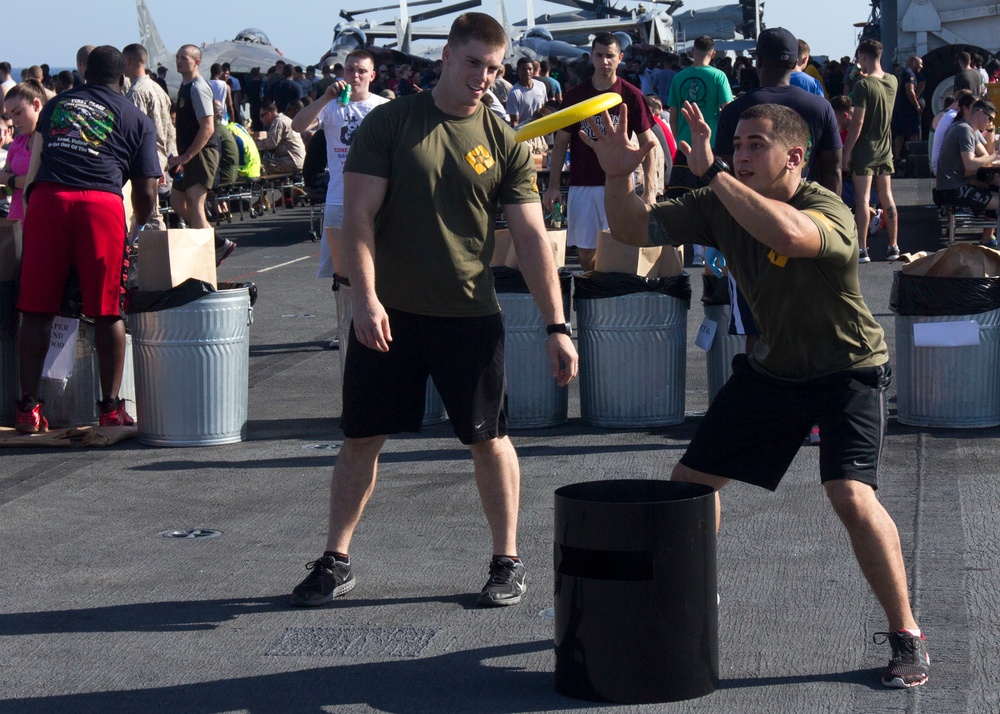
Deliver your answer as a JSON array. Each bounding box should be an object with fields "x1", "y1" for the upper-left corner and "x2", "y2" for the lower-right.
[
  {"x1": 487, "y1": 558, "x2": 517, "y2": 585},
  {"x1": 873, "y1": 631, "x2": 918, "y2": 662},
  {"x1": 305, "y1": 557, "x2": 335, "y2": 573}
]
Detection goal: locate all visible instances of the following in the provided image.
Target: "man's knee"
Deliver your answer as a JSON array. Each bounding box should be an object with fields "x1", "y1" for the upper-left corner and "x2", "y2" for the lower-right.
[
  {"x1": 469, "y1": 435, "x2": 515, "y2": 460},
  {"x1": 824, "y1": 478, "x2": 877, "y2": 525},
  {"x1": 671, "y1": 461, "x2": 729, "y2": 490},
  {"x1": 577, "y1": 248, "x2": 596, "y2": 271}
]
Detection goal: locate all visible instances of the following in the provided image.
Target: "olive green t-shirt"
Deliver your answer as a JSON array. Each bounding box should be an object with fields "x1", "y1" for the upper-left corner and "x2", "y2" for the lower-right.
[
  {"x1": 344, "y1": 91, "x2": 539, "y2": 317},
  {"x1": 648, "y1": 182, "x2": 888, "y2": 381},
  {"x1": 851, "y1": 75, "x2": 897, "y2": 172}
]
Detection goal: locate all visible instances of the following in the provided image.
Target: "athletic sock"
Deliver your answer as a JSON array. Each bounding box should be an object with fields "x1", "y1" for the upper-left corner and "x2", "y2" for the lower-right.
[
  {"x1": 494, "y1": 554, "x2": 520, "y2": 562},
  {"x1": 323, "y1": 551, "x2": 350, "y2": 564}
]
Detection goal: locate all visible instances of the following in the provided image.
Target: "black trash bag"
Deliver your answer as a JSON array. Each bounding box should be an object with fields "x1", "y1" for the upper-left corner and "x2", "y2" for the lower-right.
[
  {"x1": 332, "y1": 274, "x2": 351, "y2": 291},
  {"x1": 890, "y1": 271, "x2": 1000, "y2": 316},
  {"x1": 218, "y1": 281, "x2": 258, "y2": 307},
  {"x1": 492, "y1": 266, "x2": 573, "y2": 295},
  {"x1": 573, "y1": 271, "x2": 692, "y2": 308},
  {"x1": 125, "y1": 278, "x2": 217, "y2": 314},
  {"x1": 701, "y1": 273, "x2": 729, "y2": 306}
]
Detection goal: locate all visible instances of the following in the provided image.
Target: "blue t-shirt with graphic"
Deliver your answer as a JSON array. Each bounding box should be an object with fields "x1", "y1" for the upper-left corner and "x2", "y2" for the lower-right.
[{"x1": 34, "y1": 83, "x2": 161, "y2": 195}]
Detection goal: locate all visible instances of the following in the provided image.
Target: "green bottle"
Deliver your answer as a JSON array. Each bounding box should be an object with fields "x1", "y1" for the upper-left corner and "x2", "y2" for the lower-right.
[{"x1": 338, "y1": 84, "x2": 352, "y2": 106}]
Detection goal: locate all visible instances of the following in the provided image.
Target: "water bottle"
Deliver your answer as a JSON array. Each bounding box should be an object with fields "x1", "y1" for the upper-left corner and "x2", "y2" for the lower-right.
[
  {"x1": 551, "y1": 199, "x2": 564, "y2": 229},
  {"x1": 338, "y1": 83, "x2": 352, "y2": 106}
]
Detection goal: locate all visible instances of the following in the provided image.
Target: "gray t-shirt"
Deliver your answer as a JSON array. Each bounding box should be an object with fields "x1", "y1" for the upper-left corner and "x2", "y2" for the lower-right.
[
  {"x1": 936, "y1": 120, "x2": 979, "y2": 190},
  {"x1": 506, "y1": 81, "x2": 548, "y2": 124}
]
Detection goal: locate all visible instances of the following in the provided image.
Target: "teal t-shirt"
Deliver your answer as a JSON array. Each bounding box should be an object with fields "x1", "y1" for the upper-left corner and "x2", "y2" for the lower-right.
[{"x1": 667, "y1": 65, "x2": 734, "y2": 147}]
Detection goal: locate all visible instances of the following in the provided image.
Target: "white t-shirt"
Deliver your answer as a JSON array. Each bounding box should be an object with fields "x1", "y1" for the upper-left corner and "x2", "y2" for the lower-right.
[
  {"x1": 208, "y1": 78, "x2": 229, "y2": 120},
  {"x1": 931, "y1": 109, "x2": 958, "y2": 175},
  {"x1": 316, "y1": 93, "x2": 389, "y2": 205}
]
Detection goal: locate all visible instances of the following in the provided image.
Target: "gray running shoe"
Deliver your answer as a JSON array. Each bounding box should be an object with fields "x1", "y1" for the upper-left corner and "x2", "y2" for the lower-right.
[
  {"x1": 477, "y1": 556, "x2": 527, "y2": 607},
  {"x1": 874, "y1": 631, "x2": 930, "y2": 688},
  {"x1": 290, "y1": 555, "x2": 356, "y2": 607}
]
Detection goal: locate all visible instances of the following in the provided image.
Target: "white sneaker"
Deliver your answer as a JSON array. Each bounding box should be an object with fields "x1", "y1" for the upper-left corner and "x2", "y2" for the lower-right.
[{"x1": 868, "y1": 209, "x2": 884, "y2": 235}]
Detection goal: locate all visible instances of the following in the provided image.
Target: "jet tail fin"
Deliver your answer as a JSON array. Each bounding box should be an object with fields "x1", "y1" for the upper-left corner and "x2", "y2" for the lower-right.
[{"x1": 136, "y1": 0, "x2": 171, "y2": 68}]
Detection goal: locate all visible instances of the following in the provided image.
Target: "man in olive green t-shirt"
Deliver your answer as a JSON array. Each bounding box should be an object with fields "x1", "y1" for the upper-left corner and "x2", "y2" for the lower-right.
[
  {"x1": 585, "y1": 99, "x2": 930, "y2": 690},
  {"x1": 288, "y1": 12, "x2": 578, "y2": 611},
  {"x1": 843, "y1": 39, "x2": 899, "y2": 262}
]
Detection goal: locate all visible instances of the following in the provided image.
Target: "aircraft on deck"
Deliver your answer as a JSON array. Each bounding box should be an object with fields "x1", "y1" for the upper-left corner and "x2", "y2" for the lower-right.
[{"x1": 136, "y1": 0, "x2": 307, "y2": 97}]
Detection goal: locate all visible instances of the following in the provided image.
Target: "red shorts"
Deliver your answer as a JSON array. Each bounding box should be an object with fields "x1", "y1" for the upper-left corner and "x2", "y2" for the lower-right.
[{"x1": 18, "y1": 182, "x2": 128, "y2": 317}]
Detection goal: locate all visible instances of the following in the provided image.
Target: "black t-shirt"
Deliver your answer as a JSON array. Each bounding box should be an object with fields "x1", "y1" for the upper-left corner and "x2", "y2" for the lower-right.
[
  {"x1": 714, "y1": 84, "x2": 842, "y2": 183},
  {"x1": 34, "y1": 84, "x2": 161, "y2": 195}
]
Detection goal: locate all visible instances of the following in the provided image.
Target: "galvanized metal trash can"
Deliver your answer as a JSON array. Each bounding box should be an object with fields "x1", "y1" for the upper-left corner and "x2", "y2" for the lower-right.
[
  {"x1": 575, "y1": 273, "x2": 691, "y2": 428},
  {"x1": 554, "y1": 479, "x2": 718, "y2": 703},
  {"x1": 703, "y1": 303, "x2": 743, "y2": 403},
  {"x1": 131, "y1": 288, "x2": 251, "y2": 445},
  {"x1": 333, "y1": 276, "x2": 446, "y2": 425},
  {"x1": 37, "y1": 323, "x2": 136, "y2": 428},
  {"x1": 495, "y1": 267, "x2": 571, "y2": 429},
  {"x1": 891, "y1": 270, "x2": 1000, "y2": 427},
  {"x1": 0, "y1": 280, "x2": 17, "y2": 425},
  {"x1": 700, "y1": 273, "x2": 743, "y2": 403},
  {"x1": 895, "y1": 310, "x2": 1000, "y2": 427}
]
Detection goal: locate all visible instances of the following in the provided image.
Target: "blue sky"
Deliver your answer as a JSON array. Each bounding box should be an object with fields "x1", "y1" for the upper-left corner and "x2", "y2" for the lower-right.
[{"x1": 8, "y1": 0, "x2": 873, "y2": 69}]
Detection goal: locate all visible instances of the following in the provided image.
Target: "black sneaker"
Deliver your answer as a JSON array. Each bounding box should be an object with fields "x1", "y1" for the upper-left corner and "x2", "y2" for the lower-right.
[
  {"x1": 874, "y1": 630, "x2": 930, "y2": 688},
  {"x1": 477, "y1": 556, "x2": 527, "y2": 607},
  {"x1": 290, "y1": 555, "x2": 356, "y2": 607}
]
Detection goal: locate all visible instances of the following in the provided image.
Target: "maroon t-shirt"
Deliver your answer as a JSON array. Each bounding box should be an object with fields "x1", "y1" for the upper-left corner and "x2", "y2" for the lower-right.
[{"x1": 560, "y1": 77, "x2": 655, "y2": 186}]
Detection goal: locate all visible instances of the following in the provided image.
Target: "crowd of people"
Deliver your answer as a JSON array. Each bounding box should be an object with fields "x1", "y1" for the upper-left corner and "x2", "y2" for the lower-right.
[{"x1": 10, "y1": 16, "x2": 1000, "y2": 695}]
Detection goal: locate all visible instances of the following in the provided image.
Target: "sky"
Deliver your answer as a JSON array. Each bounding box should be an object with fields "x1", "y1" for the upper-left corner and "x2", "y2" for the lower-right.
[{"x1": 6, "y1": 0, "x2": 874, "y2": 69}]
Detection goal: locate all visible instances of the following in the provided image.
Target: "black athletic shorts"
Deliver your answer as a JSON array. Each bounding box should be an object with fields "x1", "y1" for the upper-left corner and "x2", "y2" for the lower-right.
[
  {"x1": 340, "y1": 308, "x2": 507, "y2": 445},
  {"x1": 933, "y1": 185, "x2": 994, "y2": 216},
  {"x1": 680, "y1": 354, "x2": 891, "y2": 491}
]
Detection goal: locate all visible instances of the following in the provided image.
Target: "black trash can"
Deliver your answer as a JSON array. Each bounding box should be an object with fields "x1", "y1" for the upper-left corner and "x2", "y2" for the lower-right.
[{"x1": 554, "y1": 479, "x2": 718, "y2": 704}]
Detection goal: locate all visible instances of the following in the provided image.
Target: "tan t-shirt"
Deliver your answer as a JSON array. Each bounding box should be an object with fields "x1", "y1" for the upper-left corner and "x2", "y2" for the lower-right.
[
  {"x1": 649, "y1": 181, "x2": 888, "y2": 381},
  {"x1": 345, "y1": 91, "x2": 539, "y2": 317}
]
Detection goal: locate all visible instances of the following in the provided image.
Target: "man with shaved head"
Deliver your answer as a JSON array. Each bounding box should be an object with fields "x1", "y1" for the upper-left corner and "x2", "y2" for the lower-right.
[{"x1": 168, "y1": 43, "x2": 234, "y2": 264}]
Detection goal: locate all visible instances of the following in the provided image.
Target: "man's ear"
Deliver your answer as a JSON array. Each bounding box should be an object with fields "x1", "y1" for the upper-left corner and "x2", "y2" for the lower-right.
[{"x1": 787, "y1": 146, "x2": 805, "y2": 170}]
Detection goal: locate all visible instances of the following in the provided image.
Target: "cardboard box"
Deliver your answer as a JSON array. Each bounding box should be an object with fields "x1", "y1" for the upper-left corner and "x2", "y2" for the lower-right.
[
  {"x1": 656, "y1": 245, "x2": 685, "y2": 277},
  {"x1": 137, "y1": 228, "x2": 217, "y2": 291},
  {"x1": 492, "y1": 229, "x2": 513, "y2": 266},
  {"x1": 504, "y1": 229, "x2": 567, "y2": 269},
  {"x1": 594, "y1": 230, "x2": 661, "y2": 277}
]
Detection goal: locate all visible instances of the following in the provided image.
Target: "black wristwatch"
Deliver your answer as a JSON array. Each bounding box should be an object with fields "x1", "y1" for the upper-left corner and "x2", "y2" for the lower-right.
[
  {"x1": 6, "y1": 174, "x2": 15, "y2": 189},
  {"x1": 546, "y1": 322, "x2": 573, "y2": 337},
  {"x1": 700, "y1": 157, "x2": 731, "y2": 184}
]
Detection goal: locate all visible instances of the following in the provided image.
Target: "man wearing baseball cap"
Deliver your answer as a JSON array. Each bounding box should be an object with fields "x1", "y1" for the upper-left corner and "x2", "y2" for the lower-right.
[{"x1": 713, "y1": 27, "x2": 843, "y2": 353}]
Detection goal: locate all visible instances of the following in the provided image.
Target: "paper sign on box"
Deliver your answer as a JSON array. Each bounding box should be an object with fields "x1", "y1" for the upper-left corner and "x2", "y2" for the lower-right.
[{"x1": 42, "y1": 316, "x2": 80, "y2": 381}]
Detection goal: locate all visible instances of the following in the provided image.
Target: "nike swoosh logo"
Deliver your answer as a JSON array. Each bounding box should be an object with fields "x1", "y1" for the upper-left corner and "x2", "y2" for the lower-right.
[{"x1": 852, "y1": 460, "x2": 874, "y2": 468}]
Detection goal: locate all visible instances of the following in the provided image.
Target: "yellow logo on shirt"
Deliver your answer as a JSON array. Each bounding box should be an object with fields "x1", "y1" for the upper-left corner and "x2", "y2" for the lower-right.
[
  {"x1": 465, "y1": 145, "x2": 495, "y2": 175},
  {"x1": 767, "y1": 249, "x2": 788, "y2": 267}
]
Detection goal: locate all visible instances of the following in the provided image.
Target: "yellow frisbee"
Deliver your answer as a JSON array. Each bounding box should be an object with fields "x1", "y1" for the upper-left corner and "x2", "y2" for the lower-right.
[{"x1": 514, "y1": 92, "x2": 623, "y2": 143}]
